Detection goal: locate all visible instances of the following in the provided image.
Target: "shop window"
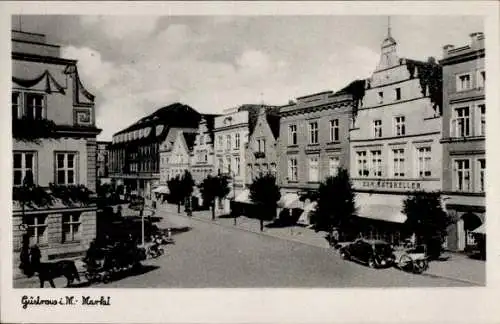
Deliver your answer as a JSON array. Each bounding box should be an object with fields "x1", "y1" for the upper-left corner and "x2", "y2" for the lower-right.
[{"x1": 62, "y1": 213, "x2": 81, "y2": 243}]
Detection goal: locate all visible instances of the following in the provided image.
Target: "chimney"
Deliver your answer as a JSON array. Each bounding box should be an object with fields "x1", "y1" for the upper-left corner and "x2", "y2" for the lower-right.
[
  {"x1": 442, "y1": 44, "x2": 455, "y2": 57},
  {"x1": 470, "y1": 32, "x2": 485, "y2": 49}
]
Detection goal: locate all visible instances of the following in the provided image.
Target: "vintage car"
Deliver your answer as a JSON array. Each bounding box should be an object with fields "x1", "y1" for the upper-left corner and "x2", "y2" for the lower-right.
[{"x1": 339, "y1": 239, "x2": 395, "y2": 268}]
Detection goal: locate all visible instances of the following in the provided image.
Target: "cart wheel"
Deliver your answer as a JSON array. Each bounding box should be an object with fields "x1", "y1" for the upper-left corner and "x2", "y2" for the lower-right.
[
  {"x1": 368, "y1": 257, "x2": 377, "y2": 268},
  {"x1": 413, "y1": 259, "x2": 428, "y2": 274},
  {"x1": 340, "y1": 251, "x2": 349, "y2": 260}
]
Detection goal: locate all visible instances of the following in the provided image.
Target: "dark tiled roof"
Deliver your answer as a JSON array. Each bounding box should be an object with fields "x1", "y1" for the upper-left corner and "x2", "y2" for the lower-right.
[
  {"x1": 266, "y1": 113, "x2": 281, "y2": 140},
  {"x1": 114, "y1": 102, "x2": 201, "y2": 136}
]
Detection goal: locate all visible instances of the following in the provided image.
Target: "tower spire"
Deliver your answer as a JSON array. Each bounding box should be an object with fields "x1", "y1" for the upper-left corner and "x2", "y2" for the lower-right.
[{"x1": 387, "y1": 16, "x2": 391, "y2": 38}]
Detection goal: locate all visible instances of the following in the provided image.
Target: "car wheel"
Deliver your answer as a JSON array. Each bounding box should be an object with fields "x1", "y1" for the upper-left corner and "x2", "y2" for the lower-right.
[{"x1": 368, "y1": 257, "x2": 377, "y2": 268}]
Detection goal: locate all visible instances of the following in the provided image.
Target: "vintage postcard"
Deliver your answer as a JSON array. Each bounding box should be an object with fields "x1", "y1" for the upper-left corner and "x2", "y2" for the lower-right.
[{"x1": 1, "y1": 1, "x2": 499, "y2": 323}]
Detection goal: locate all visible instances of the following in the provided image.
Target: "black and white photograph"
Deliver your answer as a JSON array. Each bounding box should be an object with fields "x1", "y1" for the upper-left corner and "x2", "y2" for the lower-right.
[{"x1": 2, "y1": 1, "x2": 500, "y2": 323}]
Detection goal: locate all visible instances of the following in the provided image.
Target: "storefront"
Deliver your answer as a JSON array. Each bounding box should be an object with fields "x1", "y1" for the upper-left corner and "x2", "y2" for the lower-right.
[{"x1": 353, "y1": 192, "x2": 407, "y2": 245}]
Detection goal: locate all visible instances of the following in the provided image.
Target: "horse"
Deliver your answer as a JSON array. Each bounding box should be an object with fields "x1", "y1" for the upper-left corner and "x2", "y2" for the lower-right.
[{"x1": 32, "y1": 260, "x2": 81, "y2": 288}]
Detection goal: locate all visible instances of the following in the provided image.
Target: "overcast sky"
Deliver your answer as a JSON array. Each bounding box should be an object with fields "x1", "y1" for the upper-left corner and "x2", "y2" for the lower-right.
[{"x1": 12, "y1": 15, "x2": 483, "y2": 140}]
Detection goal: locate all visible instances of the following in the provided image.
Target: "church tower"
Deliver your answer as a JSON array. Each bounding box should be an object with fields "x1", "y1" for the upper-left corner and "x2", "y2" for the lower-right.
[{"x1": 376, "y1": 17, "x2": 399, "y2": 71}]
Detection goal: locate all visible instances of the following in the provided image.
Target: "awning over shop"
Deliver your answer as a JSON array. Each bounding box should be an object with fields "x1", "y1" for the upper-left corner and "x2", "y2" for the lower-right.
[
  {"x1": 356, "y1": 193, "x2": 407, "y2": 224},
  {"x1": 152, "y1": 186, "x2": 169, "y2": 194},
  {"x1": 303, "y1": 201, "x2": 317, "y2": 212},
  {"x1": 235, "y1": 189, "x2": 252, "y2": 203},
  {"x1": 357, "y1": 204, "x2": 407, "y2": 223},
  {"x1": 277, "y1": 193, "x2": 302, "y2": 209},
  {"x1": 472, "y1": 223, "x2": 486, "y2": 234}
]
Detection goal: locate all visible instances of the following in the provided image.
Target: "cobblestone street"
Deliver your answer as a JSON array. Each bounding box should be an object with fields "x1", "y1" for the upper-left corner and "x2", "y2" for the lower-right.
[{"x1": 14, "y1": 207, "x2": 482, "y2": 288}]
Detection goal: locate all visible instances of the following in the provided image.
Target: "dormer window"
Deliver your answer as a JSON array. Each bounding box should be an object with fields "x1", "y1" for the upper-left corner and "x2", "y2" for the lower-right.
[
  {"x1": 378, "y1": 91, "x2": 384, "y2": 104},
  {"x1": 25, "y1": 93, "x2": 45, "y2": 120}
]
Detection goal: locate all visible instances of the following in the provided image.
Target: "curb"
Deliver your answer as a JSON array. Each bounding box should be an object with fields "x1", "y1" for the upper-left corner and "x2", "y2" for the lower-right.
[
  {"x1": 174, "y1": 210, "x2": 485, "y2": 286},
  {"x1": 179, "y1": 212, "x2": 330, "y2": 249}
]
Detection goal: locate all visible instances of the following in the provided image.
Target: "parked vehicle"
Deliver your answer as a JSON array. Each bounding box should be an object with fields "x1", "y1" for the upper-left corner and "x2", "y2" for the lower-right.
[
  {"x1": 393, "y1": 245, "x2": 429, "y2": 274},
  {"x1": 339, "y1": 239, "x2": 395, "y2": 268}
]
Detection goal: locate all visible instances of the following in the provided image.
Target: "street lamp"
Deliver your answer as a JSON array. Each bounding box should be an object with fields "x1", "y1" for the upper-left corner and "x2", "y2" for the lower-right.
[{"x1": 232, "y1": 171, "x2": 237, "y2": 226}]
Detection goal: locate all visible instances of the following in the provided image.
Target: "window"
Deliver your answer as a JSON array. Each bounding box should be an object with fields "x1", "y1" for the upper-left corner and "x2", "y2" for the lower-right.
[
  {"x1": 235, "y1": 133, "x2": 240, "y2": 149},
  {"x1": 55, "y1": 153, "x2": 76, "y2": 185},
  {"x1": 378, "y1": 91, "x2": 384, "y2": 104},
  {"x1": 477, "y1": 70, "x2": 485, "y2": 88},
  {"x1": 394, "y1": 116, "x2": 406, "y2": 136},
  {"x1": 288, "y1": 124, "x2": 297, "y2": 145},
  {"x1": 329, "y1": 119, "x2": 339, "y2": 142},
  {"x1": 288, "y1": 158, "x2": 298, "y2": 181},
  {"x1": 218, "y1": 158, "x2": 223, "y2": 174},
  {"x1": 13, "y1": 152, "x2": 35, "y2": 186},
  {"x1": 454, "y1": 159, "x2": 471, "y2": 192},
  {"x1": 204, "y1": 153, "x2": 208, "y2": 163},
  {"x1": 308, "y1": 156, "x2": 319, "y2": 182},
  {"x1": 451, "y1": 107, "x2": 470, "y2": 137},
  {"x1": 308, "y1": 121, "x2": 319, "y2": 144},
  {"x1": 200, "y1": 135, "x2": 204, "y2": 145},
  {"x1": 356, "y1": 151, "x2": 368, "y2": 177},
  {"x1": 235, "y1": 157, "x2": 240, "y2": 176},
  {"x1": 392, "y1": 149, "x2": 405, "y2": 177},
  {"x1": 416, "y1": 147, "x2": 431, "y2": 177},
  {"x1": 257, "y1": 139, "x2": 266, "y2": 153},
  {"x1": 373, "y1": 120, "x2": 382, "y2": 138},
  {"x1": 12, "y1": 92, "x2": 20, "y2": 119},
  {"x1": 478, "y1": 159, "x2": 486, "y2": 192},
  {"x1": 370, "y1": 150, "x2": 382, "y2": 177},
  {"x1": 226, "y1": 135, "x2": 231, "y2": 150},
  {"x1": 329, "y1": 156, "x2": 340, "y2": 177},
  {"x1": 456, "y1": 73, "x2": 471, "y2": 92},
  {"x1": 25, "y1": 93, "x2": 45, "y2": 120},
  {"x1": 62, "y1": 213, "x2": 81, "y2": 243},
  {"x1": 218, "y1": 135, "x2": 223, "y2": 148},
  {"x1": 226, "y1": 156, "x2": 231, "y2": 173},
  {"x1": 24, "y1": 215, "x2": 48, "y2": 245},
  {"x1": 395, "y1": 88, "x2": 401, "y2": 100},
  {"x1": 478, "y1": 159, "x2": 485, "y2": 192},
  {"x1": 478, "y1": 104, "x2": 485, "y2": 136}
]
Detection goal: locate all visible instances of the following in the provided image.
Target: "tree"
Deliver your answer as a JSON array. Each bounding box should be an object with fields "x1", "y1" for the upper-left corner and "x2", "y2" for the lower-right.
[
  {"x1": 402, "y1": 191, "x2": 453, "y2": 259},
  {"x1": 249, "y1": 173, "x2": 281, "y2": 231},
  {"x1": 312, "y1": 168, "x2": 356, "y2": 238},
  {"x1": 199, "y1": 174, "x2": 230, "y2": 220},
  {"x1": 167, "y1": 175, "x2": 183, "y2": 213}
]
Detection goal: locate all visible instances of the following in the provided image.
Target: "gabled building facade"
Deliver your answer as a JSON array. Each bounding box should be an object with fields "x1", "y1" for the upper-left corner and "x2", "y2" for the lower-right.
[
  {"x1": 213, "y1": 105, "x2": 262, "y2": 198},
  {"x1": 160, "y1": 130, "x2": 197, "y2": 184},
  {"x1": 245, "y1": 106, "x2": 281, "y2": 185},
  {"x1": 348, "y1": 27, "x2": 443, "y2": 243},
  {"x1": 190, "y1": 114, "x2": 219, "y2": 184},
  {"x1": 12, "y1": 30, "x2": 101, "y2": 261},
  {"x1": 440, "y1": 32, "x2": 485, "y2": 251}
]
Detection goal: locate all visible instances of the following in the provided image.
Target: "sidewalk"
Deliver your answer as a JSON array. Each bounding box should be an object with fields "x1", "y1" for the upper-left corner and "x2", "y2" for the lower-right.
[{"x1": 160, "y1": 203, "x2": 485, "y2": 286}]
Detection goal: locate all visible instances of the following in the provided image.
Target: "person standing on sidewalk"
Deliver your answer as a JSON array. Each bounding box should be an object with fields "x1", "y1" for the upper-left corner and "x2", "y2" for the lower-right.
[
  {"x1": 29, "y1": 244, "x2": 41, "y2": 273},
  {"x1": 19, "y1": 234, "x2": 32, "y2": 276}
]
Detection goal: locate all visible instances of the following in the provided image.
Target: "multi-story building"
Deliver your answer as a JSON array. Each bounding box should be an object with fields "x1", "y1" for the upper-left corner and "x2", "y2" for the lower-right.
[
  {"x1": 109, "y1": 103, "x2": 201, "y2": 199},
  {"x1": 160, "y1": 130, "x2": 197, "y2": 183},
  {"x1": 440, "y1": 32, "x2": 485, "y2": 251},
  {"x1": 12, "y1": 30, "x2": 101, "y2": 261},
  {"x1": 96, "y1": 141, "x2": 111, "y2": 180},
  {"x1": 213, "y1": 105, "x2": 261, "y2": 199},
  {"x1": 349, "y1": 26, "x2": 443, "y2": 243},
  {"x1": 278, "y1": 89, "x2": 357, "y2": 197},
  {"x1": 190, "y1": 114, "x2": 219, "y2": 184},
  {"x1": 245, "y1": 106, "x2": 280, "y2": 184}
]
